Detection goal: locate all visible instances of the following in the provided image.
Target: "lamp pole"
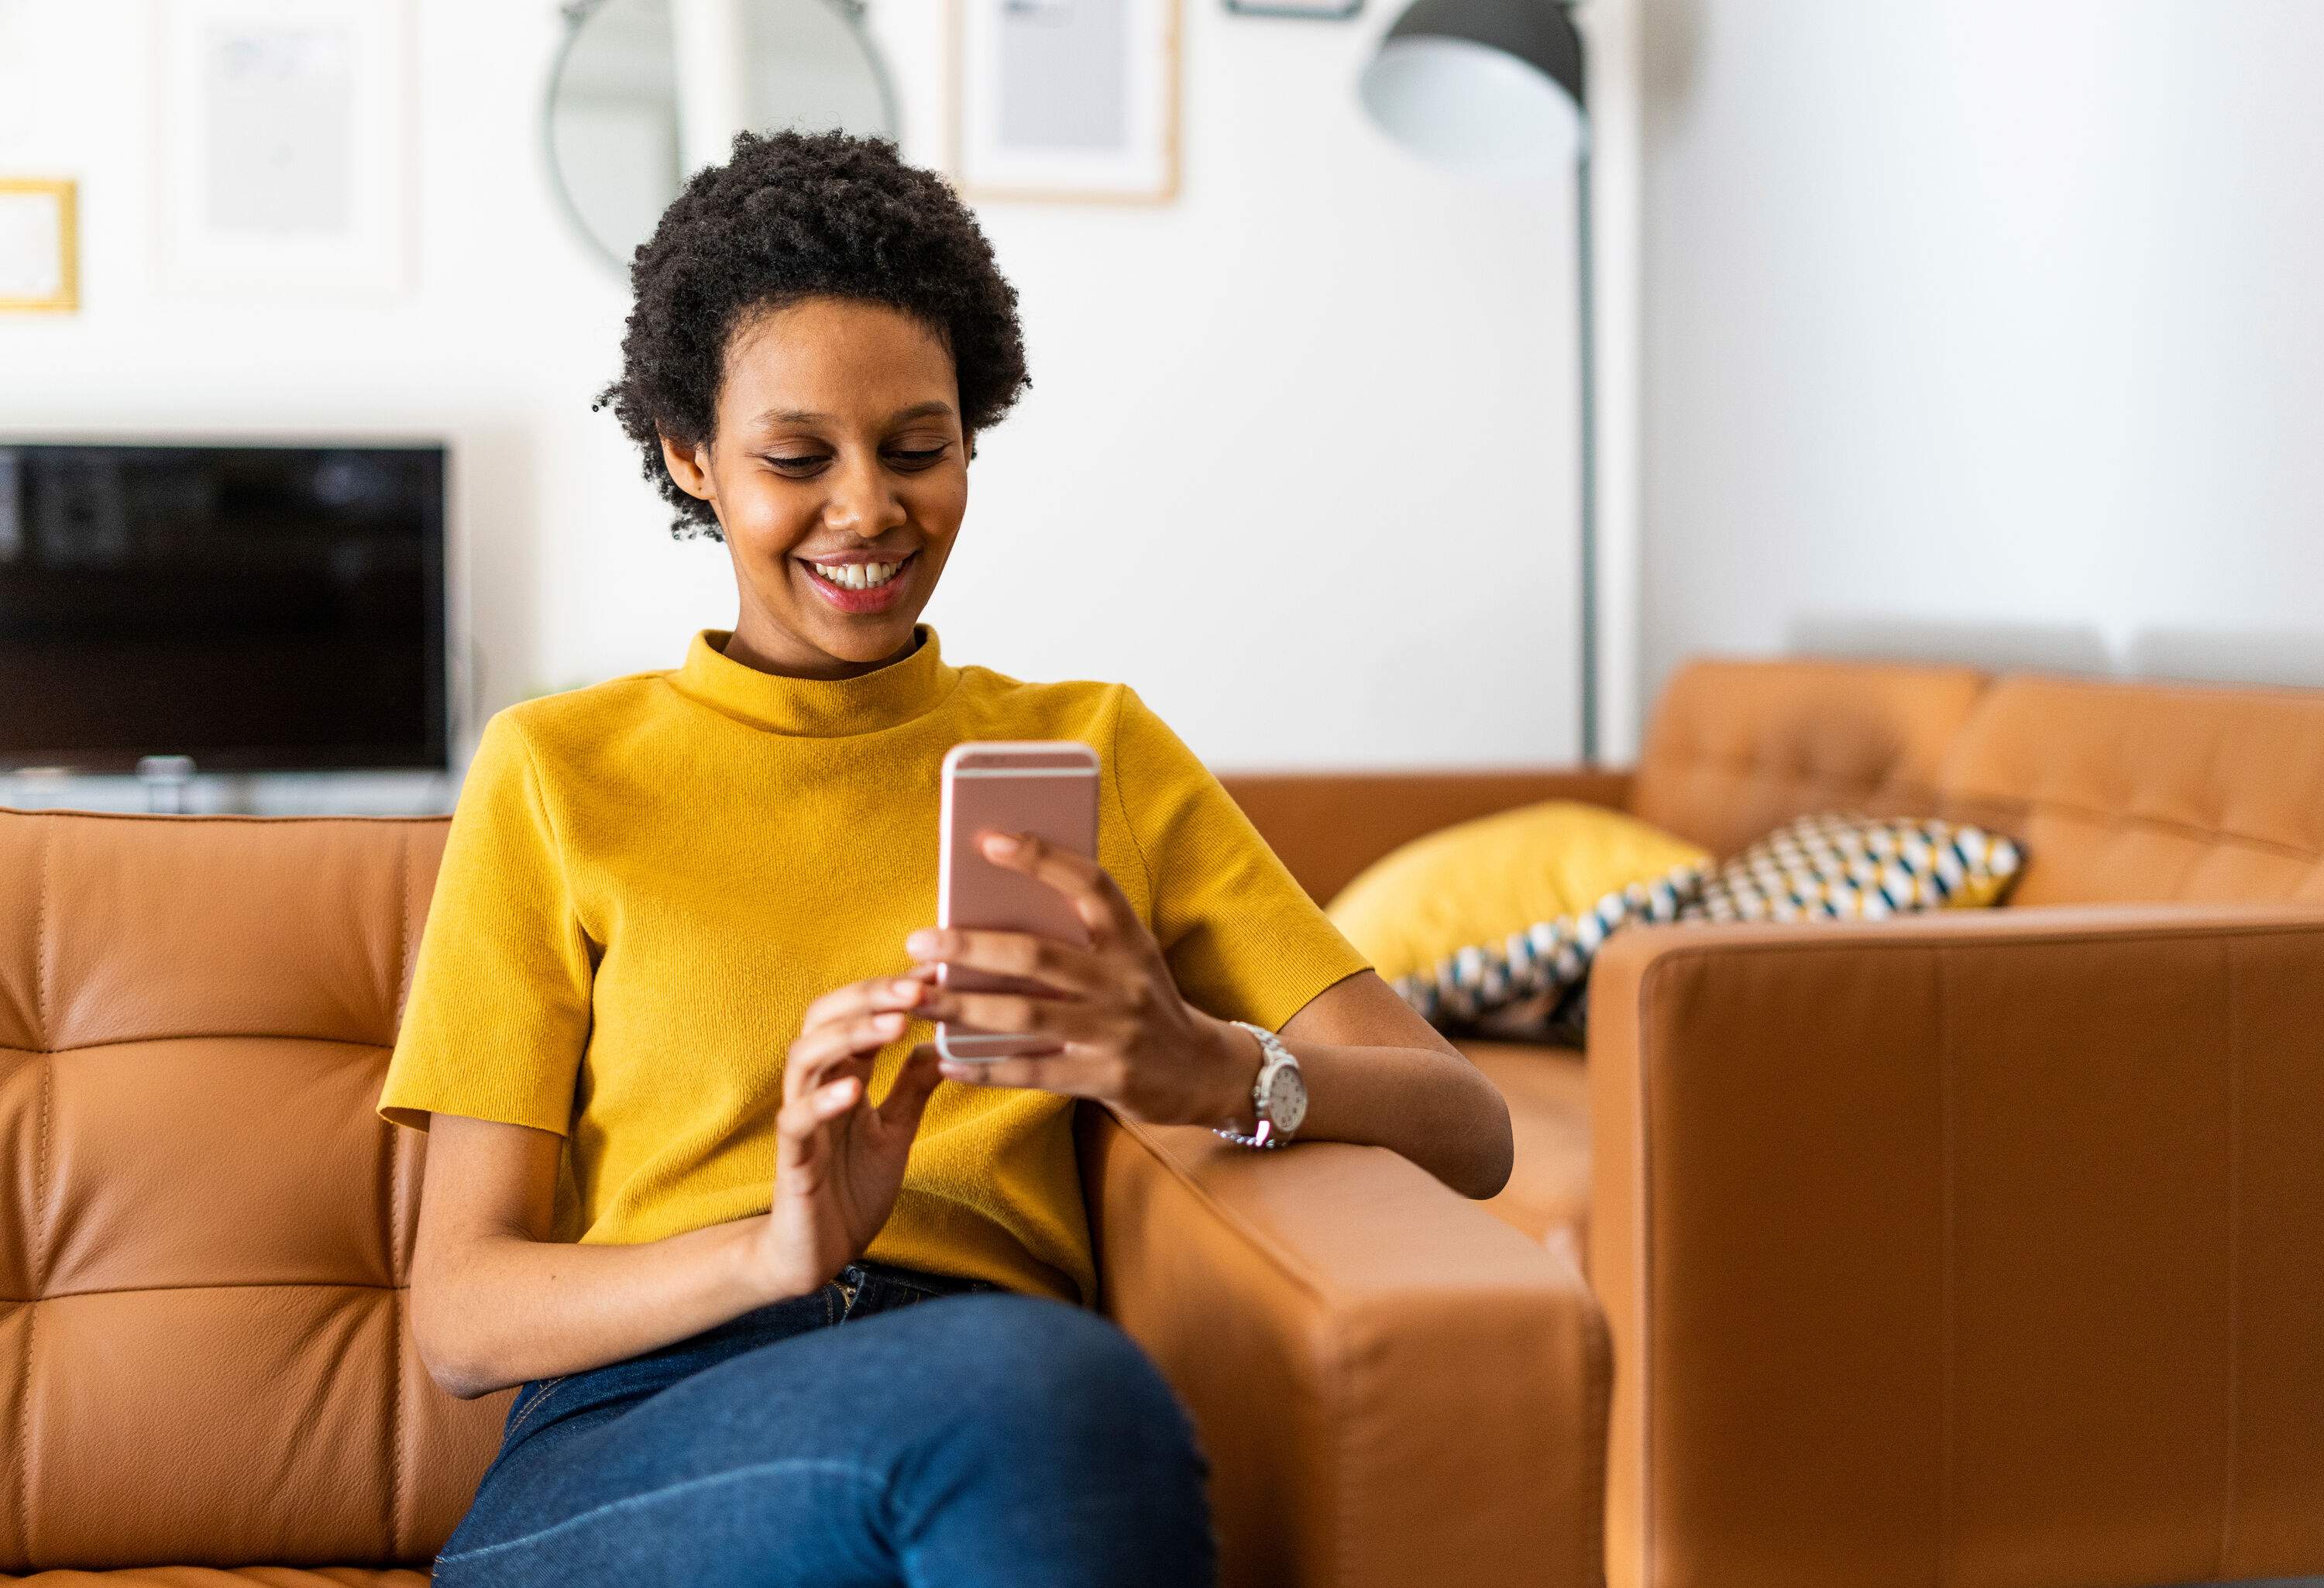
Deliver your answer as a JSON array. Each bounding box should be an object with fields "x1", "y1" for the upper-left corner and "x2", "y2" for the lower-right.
[
  {"x1": 1576, "y1": 115, "x2": 1598, "y2": 764},
  {"x1": 1359, "y1": 0, "x2": 1599, "y2": 765}
]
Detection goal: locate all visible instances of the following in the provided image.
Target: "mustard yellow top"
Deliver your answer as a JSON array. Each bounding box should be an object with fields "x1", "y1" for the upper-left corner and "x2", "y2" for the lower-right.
[{"x1": 376, "y1": 624, "x2": 1370, "y2": 1303}]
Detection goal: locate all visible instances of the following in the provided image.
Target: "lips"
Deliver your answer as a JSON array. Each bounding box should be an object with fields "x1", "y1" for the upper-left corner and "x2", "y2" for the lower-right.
[{"x1": 797, "y1": 548, "x2": 917, "y2": 615}]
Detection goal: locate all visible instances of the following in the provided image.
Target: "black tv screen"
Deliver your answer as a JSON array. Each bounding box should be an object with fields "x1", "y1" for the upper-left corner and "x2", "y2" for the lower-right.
[{"x1": 0, "y1": 442, "x2": 448, "y2": 774}]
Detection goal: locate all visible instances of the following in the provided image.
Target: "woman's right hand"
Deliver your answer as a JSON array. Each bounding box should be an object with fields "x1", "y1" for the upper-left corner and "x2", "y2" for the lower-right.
[{"x1": 744, "y1": 970, "x2": 947, "y2": 1304}]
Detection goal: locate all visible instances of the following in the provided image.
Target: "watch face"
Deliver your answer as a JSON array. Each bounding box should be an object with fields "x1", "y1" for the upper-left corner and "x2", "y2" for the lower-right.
[{"x1": 1263, "y1": 1062, "x2": 1308, "y2": 1135}]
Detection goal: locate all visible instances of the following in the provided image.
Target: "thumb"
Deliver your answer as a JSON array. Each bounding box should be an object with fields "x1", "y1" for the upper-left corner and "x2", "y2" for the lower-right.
[{"x1": 875, "y1": 1042, "x2": 944, "y2": 1141}]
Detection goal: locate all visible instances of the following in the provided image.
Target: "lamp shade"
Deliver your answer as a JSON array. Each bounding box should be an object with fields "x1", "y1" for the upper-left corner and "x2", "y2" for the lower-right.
[{"x1": 1358, "y1": 0, "x2": 1587, "y2": 174}]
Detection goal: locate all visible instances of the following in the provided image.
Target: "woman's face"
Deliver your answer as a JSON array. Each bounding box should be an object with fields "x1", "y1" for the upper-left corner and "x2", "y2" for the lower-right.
[{"x1": 661, "y1": 295, "x2": 970, "y2": 678}]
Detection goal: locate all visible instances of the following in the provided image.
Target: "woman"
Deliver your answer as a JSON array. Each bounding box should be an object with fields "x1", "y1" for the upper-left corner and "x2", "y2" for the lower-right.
[{"x1": 378, "y1": 129, "x2": 1512, "y2": 1588}]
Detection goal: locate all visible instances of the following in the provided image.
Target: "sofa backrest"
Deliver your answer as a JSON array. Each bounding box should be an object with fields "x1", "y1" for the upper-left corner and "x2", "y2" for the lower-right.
[
  {"x1": 1631, "y1": 658, "x2": 1993, "y2": 858},
  {"x1": 0, "y1": 809, "x2": 496, "y2": 1573},
  {"x1": 1634, "y1": 657, "x2": 2324, "y2": 906},
  {"x1": 1934, "y1": 675, "x2": 2324, "y2": 906}
]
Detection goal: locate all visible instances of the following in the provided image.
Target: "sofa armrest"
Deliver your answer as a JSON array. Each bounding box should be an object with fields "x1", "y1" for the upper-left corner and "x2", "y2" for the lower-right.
[
  {"x1": 1078, "y1": 1106, "x2": 1611, "y2": 1588},
  {"x1": 1586, "y1": 906, "x2": 2324, "y2": 1588}
]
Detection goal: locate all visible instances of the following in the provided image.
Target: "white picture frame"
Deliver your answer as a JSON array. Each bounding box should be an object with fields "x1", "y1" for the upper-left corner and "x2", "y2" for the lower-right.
[
  {"x1": 948, "y1": 0, "x2": 1181, "y2": 204},
  {"x1": 0, "y1": 179, "x2": 79, "y2": 312},
  {"x1": 157, "y1": 0, "x2": 414, "y2": 295}
]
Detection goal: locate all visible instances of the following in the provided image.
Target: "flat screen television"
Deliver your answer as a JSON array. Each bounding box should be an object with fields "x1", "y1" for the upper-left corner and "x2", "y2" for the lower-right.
[{"x1": 0, "y1": 442, "x2": 449, "y2": 774}]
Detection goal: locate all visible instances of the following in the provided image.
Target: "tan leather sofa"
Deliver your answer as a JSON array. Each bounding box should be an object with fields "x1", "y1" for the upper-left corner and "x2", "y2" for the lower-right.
[
  {"x1": 1229, "y1": 658, "x2": 2324, "y2": 1588},
  {"x1": 0, "y1": 808, "x2": 1597, "y2": 1583},
  {"x1": 6, "y1": 655, "x2": 2321, "y2": 1588}
]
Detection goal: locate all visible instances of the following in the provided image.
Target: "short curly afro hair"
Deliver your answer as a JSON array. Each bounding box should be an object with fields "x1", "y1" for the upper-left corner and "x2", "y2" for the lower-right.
[{"x1": 597, "y1": 129, "x2": 1031, "y2": 541}]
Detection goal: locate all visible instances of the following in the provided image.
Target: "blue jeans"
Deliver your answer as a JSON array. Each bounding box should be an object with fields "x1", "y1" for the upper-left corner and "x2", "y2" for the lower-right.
[{"x1": 431, "y1": 1260, "x2": 1215, "y2": 1586}]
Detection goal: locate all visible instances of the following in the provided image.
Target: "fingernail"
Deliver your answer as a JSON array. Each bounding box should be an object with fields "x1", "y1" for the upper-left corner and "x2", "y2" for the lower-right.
[
  {"x1": 877, "y1": 1012, "x2": 905, "y2": 1033},
  {"x1": 982, "y1": 832, "x2": 1019, "y2": 857},
  {"x1": 892, "y1": 977, "x2": 921, "y2": 1001},
  {"x1": 906, "y1": 930, "x2": 938, "y2": 955}
]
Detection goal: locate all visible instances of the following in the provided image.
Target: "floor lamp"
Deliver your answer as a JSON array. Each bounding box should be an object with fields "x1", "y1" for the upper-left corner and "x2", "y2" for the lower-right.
[{"x1": 1358, "y1": 0, "x2": 1599, "y2": 763}]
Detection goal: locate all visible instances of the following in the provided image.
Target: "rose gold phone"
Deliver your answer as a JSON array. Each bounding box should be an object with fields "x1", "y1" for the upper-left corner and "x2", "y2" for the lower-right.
[{"x1": 936, "y1": 740, "x2": 1102, "y2": 1063}]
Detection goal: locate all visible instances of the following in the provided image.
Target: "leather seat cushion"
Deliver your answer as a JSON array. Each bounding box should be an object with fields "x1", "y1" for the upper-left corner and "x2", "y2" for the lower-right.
[{"x1": 1456, "y1": 1040, "x2": 1591, "y2": 1254}]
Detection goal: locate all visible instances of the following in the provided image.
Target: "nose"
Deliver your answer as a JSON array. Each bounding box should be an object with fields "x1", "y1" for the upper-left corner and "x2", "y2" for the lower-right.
[{"x1": 822, "y1": 447, "x2": 908, "y2": 541}]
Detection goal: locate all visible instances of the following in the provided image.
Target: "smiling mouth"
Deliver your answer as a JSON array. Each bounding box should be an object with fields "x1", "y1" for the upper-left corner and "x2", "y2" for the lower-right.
[{"x1": 799, "y1": 550, "x2": 916, "y2": 591}]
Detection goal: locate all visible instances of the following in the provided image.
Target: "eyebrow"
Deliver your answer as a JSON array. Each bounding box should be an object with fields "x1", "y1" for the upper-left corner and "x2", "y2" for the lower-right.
[{"x1": 753, "y1": 400, "x2": 955, "y2": 427}]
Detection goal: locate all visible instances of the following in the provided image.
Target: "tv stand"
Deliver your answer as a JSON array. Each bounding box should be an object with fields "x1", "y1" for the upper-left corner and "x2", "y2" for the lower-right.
[{"x1": 136, "y1": 754, "x2": 197, "y2": 814}]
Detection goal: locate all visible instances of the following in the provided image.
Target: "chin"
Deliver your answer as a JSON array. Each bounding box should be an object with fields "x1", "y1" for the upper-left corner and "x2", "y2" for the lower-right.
[{"x1": 799, "y1": 607, "x2": 924, "y2": 659}]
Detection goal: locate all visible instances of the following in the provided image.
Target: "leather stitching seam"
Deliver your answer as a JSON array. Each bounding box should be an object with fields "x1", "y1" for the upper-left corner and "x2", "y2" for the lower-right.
[
  {"x1": 1657, "y1": 755, "x2": 1942, "y2": 802},
  {"x1": 6, "y1": 1032, "x2": 393, "y2": 1060},
  {"x1": 1939, "y1": 789, "x2": 2324, "y2": 865},
  {"x1": 2218, "y1": 940, "x2": 2242, "y2": 1576},
  {"x1": 18, "y1": 820, "x2": 52, "y2": 1565},
  {"x1": 1631, "y1": 919, "x2": 2324, "y2": 975},
  {"x1": 0, "y1": 809, "x2": 450, "y2": 831},
  {"x1": 1935, "y1": 949, "x2": 1957, "y2": 1588},
  {"x1": 1631, "y1": 953, "x2": 1664, "y2": 1588},
  {"x1": 386, "y1": 828, "x2": 409, "y2": 1563},
  {"x1": 0, "y1": 1277, "x2": 403, "y2": 1305}
]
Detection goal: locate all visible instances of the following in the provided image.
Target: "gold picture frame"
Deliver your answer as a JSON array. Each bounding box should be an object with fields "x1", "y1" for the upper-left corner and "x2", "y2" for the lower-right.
[
  {"x1": 947, "y1": 0, "x2": 1181, "y2": 205},
  {"x1": 0, "y1": 177, "x2": 79, "y2": 313}
]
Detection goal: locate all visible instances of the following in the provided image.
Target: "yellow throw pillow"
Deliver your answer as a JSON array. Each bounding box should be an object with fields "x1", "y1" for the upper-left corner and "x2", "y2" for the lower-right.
[
  {"x1": 1679, "y1": 812, "x2": 2024, "y2": 922},
  {"x1": 1325, "y1": 801, "x2": 1710, "y2": 1029}
]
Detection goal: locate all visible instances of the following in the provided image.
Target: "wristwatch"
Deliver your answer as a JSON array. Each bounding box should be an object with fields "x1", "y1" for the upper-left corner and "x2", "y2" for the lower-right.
[{"x1": 1214, "y1": 1019, "x2": 1307, "y2": 1149}]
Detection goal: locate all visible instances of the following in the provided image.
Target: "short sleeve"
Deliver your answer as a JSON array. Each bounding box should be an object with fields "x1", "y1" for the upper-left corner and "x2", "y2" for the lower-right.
[
  {"x1": 377, "y1": 710, "x2": 595, "y2": 1135},
  {"x1": 1110, "y1": 686, "x2": 1372, "y2": 1032}
]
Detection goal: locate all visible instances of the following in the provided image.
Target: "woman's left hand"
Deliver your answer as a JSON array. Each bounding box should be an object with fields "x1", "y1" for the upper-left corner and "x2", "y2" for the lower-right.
[{"x1": 902, "y1": 830, "x2": 1257, "y2": 1127}]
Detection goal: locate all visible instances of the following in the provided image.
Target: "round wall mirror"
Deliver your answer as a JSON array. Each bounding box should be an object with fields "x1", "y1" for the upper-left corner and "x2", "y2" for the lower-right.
[{"x1": 546, "y1": 0, "x2": 899, "y2": 272}]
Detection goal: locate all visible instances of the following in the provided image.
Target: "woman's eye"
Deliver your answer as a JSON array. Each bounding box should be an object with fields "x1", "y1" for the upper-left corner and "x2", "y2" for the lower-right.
[
  {"x1": 766, "y1": 455, "x2": 828, "y2": 473},
  {"x1": 888, "y1": 446, "x2": 949, "y2": 469}
]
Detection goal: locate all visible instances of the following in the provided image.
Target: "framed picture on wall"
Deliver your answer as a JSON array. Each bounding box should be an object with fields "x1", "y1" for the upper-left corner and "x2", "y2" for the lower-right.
[
  {"x1": 156, "y1": 0, "x2": 414, "y2": 294},
  {"x1": 0, "y1": 179, "x2": 78, "y2": 312},
  {"x1": 948, "y1": 0, "x2": 1181, "y2": 203},
  {"x1": 1223, "y1": 0, "x2": 1360, "y2": 15}
]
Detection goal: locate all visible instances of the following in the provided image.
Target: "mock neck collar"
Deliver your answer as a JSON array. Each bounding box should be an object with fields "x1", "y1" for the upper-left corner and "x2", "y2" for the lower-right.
[{"x1": 669, "y1": 624, "x2": 957, "y2": 737}]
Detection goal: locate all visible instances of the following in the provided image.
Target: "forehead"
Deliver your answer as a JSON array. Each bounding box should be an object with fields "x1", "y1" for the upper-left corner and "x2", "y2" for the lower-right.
[{"x1": 719, "y1": 296, "x2": 958, "y2": 423}]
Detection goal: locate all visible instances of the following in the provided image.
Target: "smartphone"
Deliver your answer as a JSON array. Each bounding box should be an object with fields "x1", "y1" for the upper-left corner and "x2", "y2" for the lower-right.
[{"x1": 935, "y1": 740, "x2": 1102, "y2": 1062}]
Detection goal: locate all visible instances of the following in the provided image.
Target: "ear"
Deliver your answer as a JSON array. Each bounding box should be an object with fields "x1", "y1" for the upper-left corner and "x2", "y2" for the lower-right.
[
  {"x1": 963, "y1": 427, "x2": 978, "y2": 464},
  {"x1": 658, "y1": 431, "x2": 715, "y2": 501}
]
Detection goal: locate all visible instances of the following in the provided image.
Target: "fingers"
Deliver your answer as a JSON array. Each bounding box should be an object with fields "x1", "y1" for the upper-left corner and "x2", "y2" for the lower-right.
[
  {"x1": 874, "y1": 1042, "x2": 945, "y2": 1138},
  {"x1": 786, "y1": 1008, "x2": 910, "y2": 1100},
  {"x1": 927, "y1": 986, "x2": 1116, "y2": 1045},
  {"x1": 903, "y1": 926, "x2": 1112, "y2": 998},
  {"x1": 799, "y1": 968, "x2": 940, "y2": 1036},
  {"x1": 938, "y1": 1050, "x2": 1122, "y2": 1096},
  {"x1": 775, "y1": 1070, "x2": 864, "y2": 1173},
  {"x1": 975, "y1": 830, "x2": 1140, "y2": 945}
]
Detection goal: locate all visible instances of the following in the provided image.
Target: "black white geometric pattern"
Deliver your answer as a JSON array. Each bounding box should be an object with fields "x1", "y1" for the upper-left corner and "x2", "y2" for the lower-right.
[{"x1": 1388, "y1": 812, "x2": 2025, "y2": 1039}]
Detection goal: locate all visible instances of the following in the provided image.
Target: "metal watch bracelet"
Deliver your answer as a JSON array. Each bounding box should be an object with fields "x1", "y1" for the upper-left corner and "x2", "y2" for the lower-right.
[{"x1": 1213, "y1": 1019, "x2": 1299, "y2": 1149}]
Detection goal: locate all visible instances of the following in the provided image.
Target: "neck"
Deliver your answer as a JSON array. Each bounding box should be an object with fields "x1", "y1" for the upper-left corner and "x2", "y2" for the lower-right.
[{"x1": 725, "y1": 612, "x2": 920, "y2": 682}]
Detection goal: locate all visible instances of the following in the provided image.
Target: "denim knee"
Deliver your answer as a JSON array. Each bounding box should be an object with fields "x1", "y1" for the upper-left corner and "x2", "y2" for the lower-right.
[{"x1": 927, "y1": 1294, "x2": 1206, "y2": 1480}]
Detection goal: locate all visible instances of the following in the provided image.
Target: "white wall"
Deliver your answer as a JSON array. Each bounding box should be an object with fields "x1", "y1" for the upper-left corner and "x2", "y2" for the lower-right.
[
  {"x1": 0, "y1": 0, "x2": 1611, "y2": 814},
  {"x1": 1640, "y1": 0, "x2": 2324, "y2": 706}
]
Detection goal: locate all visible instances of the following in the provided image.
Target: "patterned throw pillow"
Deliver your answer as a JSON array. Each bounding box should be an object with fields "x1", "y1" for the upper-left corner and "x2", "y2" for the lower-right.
[
  {"x1": 1322, "y1": 801, "x2": 1711, "y2": 1036},
  {"x1": 1408, "y1": 861, "x2": 1706, "y2": 1030},
  {"x1": 1679, "y1": 812, "x2": 2024, "y2": 922},
  {"x1": 1489, "y1": 812, "x2": 2026, "y2": 1043}
]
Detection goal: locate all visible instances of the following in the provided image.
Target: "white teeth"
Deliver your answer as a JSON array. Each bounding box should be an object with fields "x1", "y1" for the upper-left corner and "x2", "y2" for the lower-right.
[{"x1": 810, "y1": 557, "x2": 905, "y2": 591}]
